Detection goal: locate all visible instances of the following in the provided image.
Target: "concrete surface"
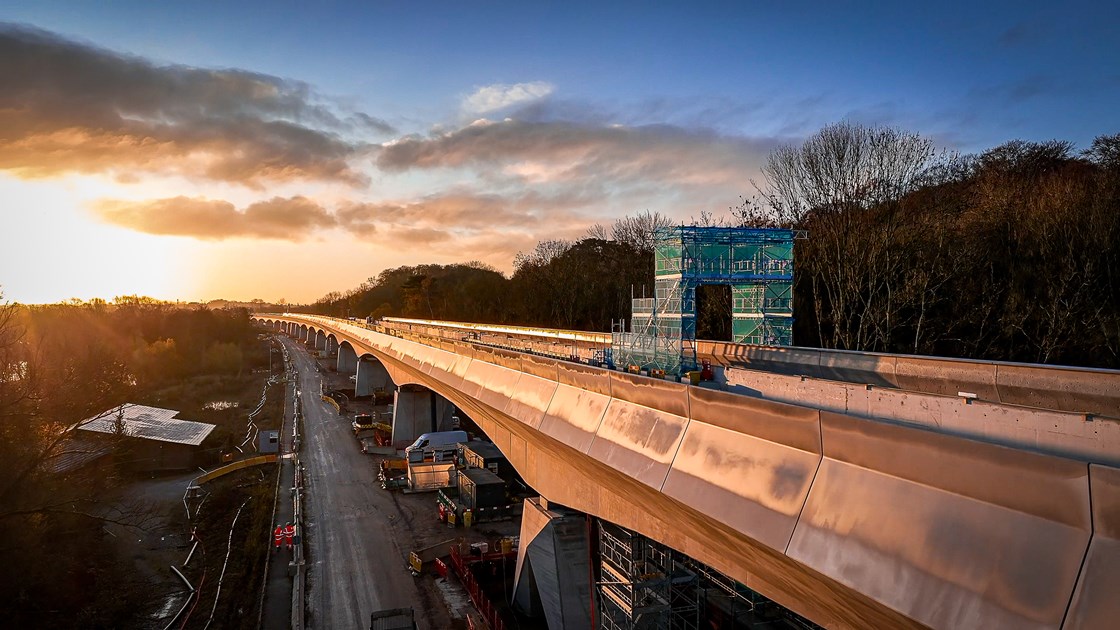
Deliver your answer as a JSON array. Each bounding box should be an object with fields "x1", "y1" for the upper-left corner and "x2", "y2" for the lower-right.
[
  {"x1": 284, "y1": 337, "x2": 454, "y2": 630},
  {"x1": 260, "y1": 353, "x2": 296, "y2": 629}
]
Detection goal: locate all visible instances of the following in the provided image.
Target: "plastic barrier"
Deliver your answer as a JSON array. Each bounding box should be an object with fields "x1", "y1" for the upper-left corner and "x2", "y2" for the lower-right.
[{"x1": 192, "y1": 455, "x2": 278, "y2": 485}]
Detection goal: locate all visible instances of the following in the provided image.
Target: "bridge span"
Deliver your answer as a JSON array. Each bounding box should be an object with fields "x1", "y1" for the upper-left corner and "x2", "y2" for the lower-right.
[{"x1": 256, "y1": 313, "x2": 1119, "y2": 630}]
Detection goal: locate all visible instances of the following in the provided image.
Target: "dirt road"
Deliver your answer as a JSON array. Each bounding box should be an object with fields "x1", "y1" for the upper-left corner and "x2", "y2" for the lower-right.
[{"x1": 284, "y1": 338, "x2": 452, "y2": 630}]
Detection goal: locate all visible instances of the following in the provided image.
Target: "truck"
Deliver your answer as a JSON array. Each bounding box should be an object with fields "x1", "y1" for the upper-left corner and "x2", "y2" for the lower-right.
[
  {"x1": 369, "y1": 607, "x2": 415, "y2": 630},
  {"x1": 352, "y1": 413, "x2": 375, "y2": 433}
]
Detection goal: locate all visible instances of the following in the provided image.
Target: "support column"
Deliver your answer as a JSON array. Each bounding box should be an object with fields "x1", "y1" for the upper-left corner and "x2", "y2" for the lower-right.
[
  {"x1": 390, "y1": 386, "x2": 455, "y2": 447},
  {"x1": 355, "y1": 357, "x2": 391, "y2": 398},
  {"x1": 511, "y1": 498, "x2": 593, "y2": 629},
  {"x1": 314, "y1": 330, "x2": 326, "y2": 351},
  {"x1": 336, "y1": 343, "x2": 358, "y2": 374}
]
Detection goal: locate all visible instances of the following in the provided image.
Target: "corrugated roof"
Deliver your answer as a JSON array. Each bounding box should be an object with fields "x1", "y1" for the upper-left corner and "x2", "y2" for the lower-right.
[
  {"x1": 79, "y1": 404, "x2": 216, "y2": 446},
  {"x1": 45, "y1": 437, "x2": 114, "y2": 474}
]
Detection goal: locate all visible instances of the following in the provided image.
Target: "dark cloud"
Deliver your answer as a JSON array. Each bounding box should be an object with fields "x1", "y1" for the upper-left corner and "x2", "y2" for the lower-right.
[
  {"x1": 998, "y1": 22, "x2": 1045, "y2": 48},
  {"x1": 92, "y1": 196, "x2": 334, "y2": 240},
  {"x1": 969, "y1": 74, "x2": 1057, "y2": 106},
  {"x1": 0, "y1": 23, "x2": 392, "y2": 186},
  {"x1": 376, "y1": 119, "x2": 779, "y2": 189}
]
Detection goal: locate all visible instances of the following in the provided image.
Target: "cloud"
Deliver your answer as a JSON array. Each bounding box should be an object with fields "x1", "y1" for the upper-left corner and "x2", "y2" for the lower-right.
[
  {"x1": 336, "y1": 189, "x2": 594, "y2": 236},
  {"x1": 376, "y1": 119, "x2": 779, "y2": 189},
  {"x1": 998, "y1": 21, "x2": 1045, "y2": 48},
  {"x1": 0, "y1": 23, "x2": 392, "y2": 186},
  {"x1": 968, "y1": 74, "x2": 1057, "y2": 107},
  {"x1": 92, "y1": 196, "x2": 335, "y2": 240},
  {"x1": 462, "y1": 81, "x2": 554, "y2": 115}
]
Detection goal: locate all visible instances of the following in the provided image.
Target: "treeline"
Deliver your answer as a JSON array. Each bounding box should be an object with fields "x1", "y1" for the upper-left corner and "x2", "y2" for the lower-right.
[
  {"x1": 306, "y1": 125, "x2": 1120, "y2": 369},
  {"x1": 0, "y1": 298, "x2": 264, "y2": 626},
  {"x1": 296, "y1": 212, "x2": 665, "y2": 331},
  {"x1": 25, "y1": 297, "x2": 261, "y2": 389},
  {"x1": 767, "y1": 126, "x2": 1120, "y2": 367}
]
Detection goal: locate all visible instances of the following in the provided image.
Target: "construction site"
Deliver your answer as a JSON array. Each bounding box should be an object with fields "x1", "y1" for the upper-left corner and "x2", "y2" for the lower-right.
[{"x1": 286, "y1": 227, "x2": 819, "y2": 629}]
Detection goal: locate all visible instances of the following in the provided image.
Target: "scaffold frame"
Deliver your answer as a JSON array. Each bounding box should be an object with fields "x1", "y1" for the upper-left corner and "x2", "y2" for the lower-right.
[
  {"x1": 613, "y1": 226, "x2": 796, "y2": 375},
  {"x1": 597, "y1": 521, "x2": 699, "y2": 630}
]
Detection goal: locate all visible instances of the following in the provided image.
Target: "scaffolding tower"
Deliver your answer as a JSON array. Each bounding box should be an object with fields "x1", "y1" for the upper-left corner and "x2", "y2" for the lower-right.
[
  {"x1": 613, "y1": 226, "x2": 796, "y2": 375},
  {"x1": 597, "y1": 521, "x2": 699, "y2": 630}
]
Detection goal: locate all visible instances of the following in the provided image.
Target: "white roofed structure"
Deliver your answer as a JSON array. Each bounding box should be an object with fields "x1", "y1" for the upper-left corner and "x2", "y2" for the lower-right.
[{"x1": 79, "y1": 404, "x2": 216, "y2": 446}]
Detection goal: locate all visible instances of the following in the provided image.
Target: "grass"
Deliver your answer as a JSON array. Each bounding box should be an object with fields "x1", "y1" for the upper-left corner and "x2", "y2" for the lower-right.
[{"x1": 185, "y1": 467, "x2": 277, "y2": 629}]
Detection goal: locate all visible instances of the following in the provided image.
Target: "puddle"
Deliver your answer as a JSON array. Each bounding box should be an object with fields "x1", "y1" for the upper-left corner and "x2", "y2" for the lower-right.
[{"x1": 434, "y1": 577, "x2": 472, "y2": 619}]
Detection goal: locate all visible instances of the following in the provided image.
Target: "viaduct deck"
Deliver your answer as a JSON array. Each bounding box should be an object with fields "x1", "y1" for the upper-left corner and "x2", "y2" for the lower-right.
[{"x1": 257, "y1": 313, "x2": 1119, "y2": 630}]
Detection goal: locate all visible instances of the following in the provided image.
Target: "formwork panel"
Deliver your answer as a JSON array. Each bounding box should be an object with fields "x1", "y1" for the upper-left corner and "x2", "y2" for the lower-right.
[
  {"x1": 893, "y1": 356, "x2": 998, "y2": 399},
  {"x1": 788, "y1": 412, "x2": 1092, "y2": 630},
  {"x1": 588, "y1": 399, "x2": 689, "y2": 490},
  {"x1": 996, "y1": 364, "x2": 1120, "y2": 419},
  {"x1": 608, "y1": 372, "x2": 689, "y2": 419},
  {"x1": 436, "y1": 353, "x2": 474, "y2": 392},
  {"x1": 538, "y1": 384, "x2": 610, "y2": 453},
  {"x1": 459, "y1": 359, "x2": 520, "y2": 412},
  {"x1": 521, "y1": 353, "x2": 561, "y2": 381},
  {"x1": 1062, "y1": 464, "x2": 1120, "y2": 630},
  {"x1": 502, "y1": 371, "x2": 558, "y2": 429},
  {"x1": 664, "y1": 389, "x2": 822, "y2": 552},
  {"x1": 555, "y1": 362, "x2": 612, "y2": 397}
]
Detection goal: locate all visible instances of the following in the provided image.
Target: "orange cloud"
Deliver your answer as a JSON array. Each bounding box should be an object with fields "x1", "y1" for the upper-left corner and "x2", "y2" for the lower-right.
[
  {"x1": 92, "y1": 196, "x2": 335, "y2": 240},
  {"x1": 0, "y1": 24, "x2": 390, "y2": 187},
  {"x1": 336, "y1": 190, "x2": 595, "y2": 235}
]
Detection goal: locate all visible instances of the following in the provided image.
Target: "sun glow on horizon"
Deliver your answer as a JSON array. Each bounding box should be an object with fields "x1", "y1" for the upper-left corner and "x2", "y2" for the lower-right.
[{"x1": 0, "y1": 175, "x2": 193, "y2": 304}]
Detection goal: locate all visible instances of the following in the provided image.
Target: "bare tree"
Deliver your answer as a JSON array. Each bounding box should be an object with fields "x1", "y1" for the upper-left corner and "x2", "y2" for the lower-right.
[
  {"x1": 585, "y1": 223, "x2": 609, "y2": 240},
  {"x1": 756, "y1": 122, "x2": 939, "y2": 350},
  {"x1": 513, "y1": 239, "x2": 572, "y2": 271},
  {"x1": 610, "y1": 210, "x2": 674, "y2": 254}
]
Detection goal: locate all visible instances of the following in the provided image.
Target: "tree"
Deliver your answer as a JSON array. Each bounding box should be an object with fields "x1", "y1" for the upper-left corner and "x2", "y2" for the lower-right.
[
  {"x1": 758, "y1": 121, "x2": 940, "y2": 350},
  {"x1": 609, "y1": 210, "x2": 674, "y2": 253}
]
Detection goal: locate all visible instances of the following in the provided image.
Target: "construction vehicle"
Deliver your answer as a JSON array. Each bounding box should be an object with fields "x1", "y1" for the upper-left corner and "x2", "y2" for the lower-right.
[{"x1": 352, "y1": 413, "x2": 374, "y2": 433}]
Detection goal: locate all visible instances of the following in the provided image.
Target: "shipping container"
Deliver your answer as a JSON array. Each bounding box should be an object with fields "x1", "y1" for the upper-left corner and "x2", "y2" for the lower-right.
[{"x1": 457, "y1": 467, "x2": 506, "y2": 511}]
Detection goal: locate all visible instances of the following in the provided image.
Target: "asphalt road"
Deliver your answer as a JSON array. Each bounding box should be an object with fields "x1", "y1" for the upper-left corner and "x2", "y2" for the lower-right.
[{"x1": 283, "y1": 338, "x2": 447, "y2": 630}]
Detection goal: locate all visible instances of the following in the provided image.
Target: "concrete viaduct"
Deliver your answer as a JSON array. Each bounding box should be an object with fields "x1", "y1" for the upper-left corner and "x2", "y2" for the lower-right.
[{"x1": 257, "y1": 313, "x2": 1119, "y2": 630}]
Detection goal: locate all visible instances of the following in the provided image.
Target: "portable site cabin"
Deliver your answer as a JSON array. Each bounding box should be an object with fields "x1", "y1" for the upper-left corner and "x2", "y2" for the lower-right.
[{"x1": 457, "y1": 441, "x2": 513, "y2": 481}]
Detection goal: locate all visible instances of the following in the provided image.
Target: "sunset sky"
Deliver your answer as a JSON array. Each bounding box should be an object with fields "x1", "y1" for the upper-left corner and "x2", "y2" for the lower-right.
[{"x1": 2, "y1": 1, "x2": 1118, "y2": 304}]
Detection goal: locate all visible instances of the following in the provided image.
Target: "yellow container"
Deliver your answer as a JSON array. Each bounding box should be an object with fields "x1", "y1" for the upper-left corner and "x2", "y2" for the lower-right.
[
  {"x1": 688, "y1": 371, "x2": 701, "y2": 385},
  {"x1": 500, "y1": 538, "x2": 513, "y2": 553}
]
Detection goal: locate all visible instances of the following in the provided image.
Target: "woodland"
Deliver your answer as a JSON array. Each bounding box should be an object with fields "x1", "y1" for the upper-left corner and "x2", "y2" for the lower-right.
[
  {"x1": 304, "y1": 124, "x2": 1120, "y2": 369},
  {"x1": 0, "y1": 299, "x2": 273, "y2": 626}
]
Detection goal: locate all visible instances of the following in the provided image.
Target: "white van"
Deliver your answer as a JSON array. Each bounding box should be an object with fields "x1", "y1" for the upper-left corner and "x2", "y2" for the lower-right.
[{"x1": 405, "y1": 430, "x2": 468, "y2": 455}]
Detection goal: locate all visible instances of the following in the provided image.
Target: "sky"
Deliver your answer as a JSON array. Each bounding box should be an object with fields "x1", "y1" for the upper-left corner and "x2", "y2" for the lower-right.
[{"x1": 1, "y1": 1, "x2": 1117, "y2": 304}]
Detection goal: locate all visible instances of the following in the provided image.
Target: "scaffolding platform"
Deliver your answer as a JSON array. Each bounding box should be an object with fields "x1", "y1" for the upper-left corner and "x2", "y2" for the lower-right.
[{"x1": 613, "y1": 226, "x2": 796, "y2": 375}]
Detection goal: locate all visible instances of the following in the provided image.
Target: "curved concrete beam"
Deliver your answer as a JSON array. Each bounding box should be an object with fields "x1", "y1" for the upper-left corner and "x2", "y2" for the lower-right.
[{"x1": 254, "y1": 314, "x2": 1113, "y2": 630}]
